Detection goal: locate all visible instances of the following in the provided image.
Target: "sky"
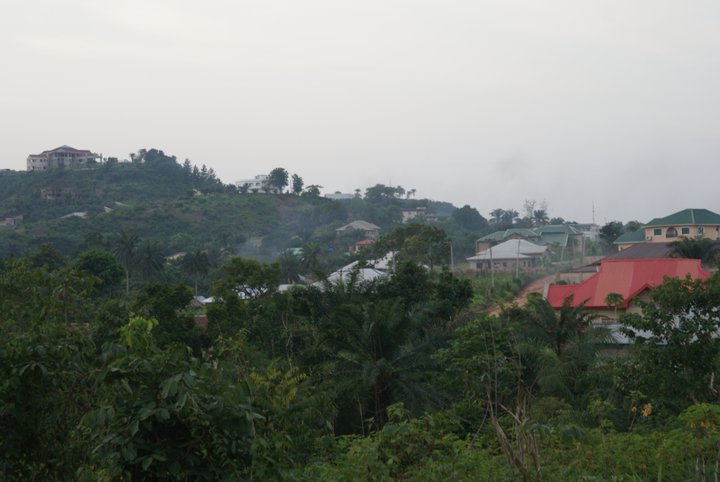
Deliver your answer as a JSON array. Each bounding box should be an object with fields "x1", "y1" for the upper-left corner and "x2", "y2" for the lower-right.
[{"x1": 1, "y1": 1, "x2": 719, "y2": 224}]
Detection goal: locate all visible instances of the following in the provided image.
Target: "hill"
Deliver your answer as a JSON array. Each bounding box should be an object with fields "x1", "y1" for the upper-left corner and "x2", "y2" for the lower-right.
[{"x1": 0, "y1": 150, "x2": 488, "y2": 261}]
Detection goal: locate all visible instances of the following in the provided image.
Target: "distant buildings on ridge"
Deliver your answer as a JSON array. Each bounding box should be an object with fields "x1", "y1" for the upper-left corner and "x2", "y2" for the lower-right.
[{"x1": 27, "y1": 145, "x2": 100, "y2": 171}]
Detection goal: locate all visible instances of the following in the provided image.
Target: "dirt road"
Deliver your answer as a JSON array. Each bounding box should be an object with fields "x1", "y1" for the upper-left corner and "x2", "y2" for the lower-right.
[{"x1": 487, "y1": 274, "x2": 556, "y2": 315}]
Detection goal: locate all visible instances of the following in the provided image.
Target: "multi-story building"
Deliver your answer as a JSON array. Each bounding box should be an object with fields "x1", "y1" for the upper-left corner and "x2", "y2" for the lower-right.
[
  {"x1": 236, "y1": 175, "x2": 279, "y2": 193},
  {"x1": 615, "y1": 208, "x2": 720, "y2": 251},
  {"x1": 27, "y1": 145, "x2": 100, "y2": 171}
]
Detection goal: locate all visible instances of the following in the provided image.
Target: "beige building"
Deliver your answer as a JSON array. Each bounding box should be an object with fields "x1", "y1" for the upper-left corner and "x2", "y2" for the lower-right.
[
  {"x1": 616, "y1": 208, "x2": 720, "y2": 250},
  {"x1": 27, "y1": 145, "x2": 100, "y2": 171}
]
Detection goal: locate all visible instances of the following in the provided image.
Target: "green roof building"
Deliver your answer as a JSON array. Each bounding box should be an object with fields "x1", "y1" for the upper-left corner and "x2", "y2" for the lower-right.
[{"x1": 615, "y1": 208, "x2": 720, "y2": 250}]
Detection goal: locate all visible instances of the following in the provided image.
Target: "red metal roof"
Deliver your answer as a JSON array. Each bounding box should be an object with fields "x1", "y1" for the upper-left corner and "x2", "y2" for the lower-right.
[{"x1": 547, "y1": 258, "x2": 711, "y2": 309}]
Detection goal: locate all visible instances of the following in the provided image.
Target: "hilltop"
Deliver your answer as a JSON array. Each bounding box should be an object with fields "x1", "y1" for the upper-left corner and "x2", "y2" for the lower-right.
[{"x1": 0, "y1": 149, "x2": 484, "y2": 261}]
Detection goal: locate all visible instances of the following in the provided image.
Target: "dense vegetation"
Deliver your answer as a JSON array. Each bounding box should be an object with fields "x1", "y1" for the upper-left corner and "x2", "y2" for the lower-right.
[
  {"x1": 3, "y1": 237, "x2": 720, "y2": 480},
  {"x1": 4, "y1": 152, "x2": 720, "y2": 480}
]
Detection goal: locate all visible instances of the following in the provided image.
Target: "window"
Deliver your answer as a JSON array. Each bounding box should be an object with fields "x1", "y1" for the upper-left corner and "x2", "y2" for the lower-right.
[
  {"x1": 681, "y1": 227, "x2": 690, "y2": 235},
  {"x1": 699, "y1": 226, "x2": 705, "y2": 235},
  {"x1": 653, "y1": 228, "x2": 662, "y2": 236}
]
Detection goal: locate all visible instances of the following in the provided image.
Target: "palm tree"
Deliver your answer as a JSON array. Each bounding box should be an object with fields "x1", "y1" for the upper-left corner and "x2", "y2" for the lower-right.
[
  {"x1": 533, "y1": 209, "x2": 549, "y2": 226},
  {"x1": 318, "y1": 293, "x2": 449, "y2": 432},
  {"x1": 511, "y1": 293, "x2": 609, "y2": 402},
  {"x1": 301, "y1": 242, "x2": 323, "y2": 273},
  {"x1": 604, "y1": 292, "x2": 624, "y2": 320},
  {"x1": 524, "y1": 293, "x2": 593, "y2": 357},
  {"x1": 181, "y1": 250, "x2": 211, "y2": 295},
  {"x1": 135, "y1": 240, "x2": 164, "y2": 284},
  {"x1": 112, "y1": 230, "x2": 139, "y2": 295}
]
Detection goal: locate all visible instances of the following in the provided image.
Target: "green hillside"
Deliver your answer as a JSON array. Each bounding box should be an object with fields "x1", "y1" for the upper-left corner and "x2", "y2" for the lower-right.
[{"x1": 0, "y1": 150, "x2": 487, "y2": 261}]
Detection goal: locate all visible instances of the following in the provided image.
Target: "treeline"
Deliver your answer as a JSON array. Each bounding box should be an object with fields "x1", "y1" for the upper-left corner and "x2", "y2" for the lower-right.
[{"x1": 3, "y1": 239, "x2": 720, "y2": 479}]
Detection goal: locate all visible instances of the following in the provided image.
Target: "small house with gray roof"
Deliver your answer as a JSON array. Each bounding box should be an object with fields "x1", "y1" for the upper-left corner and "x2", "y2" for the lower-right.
[
  {"x1": 476, "y1": 225, "x2": 584, "y2": 256},
  {"x1": 336, "y1": 220, "x2": 381, "y2": 239},
  {"x1": 467, "y1": 238, "x2": 548, "y2": 273}
]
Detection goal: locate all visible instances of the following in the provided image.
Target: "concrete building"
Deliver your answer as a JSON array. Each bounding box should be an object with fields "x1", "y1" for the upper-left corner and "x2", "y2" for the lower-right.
[{"x1": 27, "y1": 145, "x2": 100, "y2": 171}]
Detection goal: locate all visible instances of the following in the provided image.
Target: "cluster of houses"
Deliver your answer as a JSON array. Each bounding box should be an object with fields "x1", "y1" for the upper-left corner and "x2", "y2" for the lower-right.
[{"x1": 544, "y1": 209, "x2": 718, "y2": 323}]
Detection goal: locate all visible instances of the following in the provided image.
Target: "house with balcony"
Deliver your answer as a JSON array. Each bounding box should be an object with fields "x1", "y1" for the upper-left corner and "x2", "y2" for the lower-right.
[
  {"x1": 27, "y1": 145, "x2": 100, "y2": 171},
  {"x1": 615, "y1": 208, "x2": 720, "y2": 251}
]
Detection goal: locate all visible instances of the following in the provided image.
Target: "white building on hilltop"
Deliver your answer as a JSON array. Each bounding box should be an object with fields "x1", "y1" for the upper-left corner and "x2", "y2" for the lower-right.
[{"x1": 236, "y1": 174, "x2": 279, "y2": 193}]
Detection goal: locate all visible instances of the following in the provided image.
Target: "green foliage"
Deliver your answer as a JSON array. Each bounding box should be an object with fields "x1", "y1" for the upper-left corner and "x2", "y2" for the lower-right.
[
  {"x1": 74, "y1": 248, "x2": 125, "y2": 294},
  {"x1": 268, "y1": 167, "x2": 290, "y2": 193},
  {"x1": 670, "y1": 237, "x2": 720, "y2": 265},
  {"x1": 372, "y1": 224, "x2": 451, "y2": 270},
  {"x1": 621, "y1": 274, "x2": 720, "y2": 408},
  {"x1": 600, "y1": 221, "x2": 625, "y2": 245}
]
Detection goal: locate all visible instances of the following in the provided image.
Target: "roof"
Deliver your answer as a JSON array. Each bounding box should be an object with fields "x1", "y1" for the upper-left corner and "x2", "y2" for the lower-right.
[
  {"x1": 467, "y1": 239, "x2": 547, "y2": 261},
  {"x1": 477, "y1": 228, "x2": 539, "y2": 242},
  {"x1": 614, "y1": 229, "x2": 646, "y2": 244},
  {"x1": 604, "y1": 242, "x2": 674, "y2": 260},
  {"x1": 478, "y1": 225, "x2": 582, "y2": 247},
  {"x1": 336, "y1": 220, "x2": 381, "y2": 232},
  {"x1": 535, "y1": 224, "x2": 583, "y2": 235},
  {"x1": 646, "y1": 208, "x2": 720, "y2": 227},
  {"x1": 313, "y1": 264, "x2": 388, "y2": 288},
  {"x1": 30, "y1": 146, "x2": 96, "y2": 157},
  {"x1": 547, "y1": 258, "x2": 711, "y2": 310}
]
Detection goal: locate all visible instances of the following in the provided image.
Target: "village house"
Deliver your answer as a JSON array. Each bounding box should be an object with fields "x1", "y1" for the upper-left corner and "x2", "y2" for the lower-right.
[
  {"x1": 27, "y1": 145, "x2": 100, "y2": 171},
  {"x1": 335, "y1": 220, "x2": 381, "y2": 240},
  {"x1": 476, "y1": 224, "x2": 585, "y2": 257},
  {"x1": 467, "y1": 238, "x2": 548, "y2": 273}
]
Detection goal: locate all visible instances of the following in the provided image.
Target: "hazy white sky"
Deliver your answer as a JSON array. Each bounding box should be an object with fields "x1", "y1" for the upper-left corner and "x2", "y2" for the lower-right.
[{"x1": 2, "y1": 1, "x2": 719, "y2": 223}]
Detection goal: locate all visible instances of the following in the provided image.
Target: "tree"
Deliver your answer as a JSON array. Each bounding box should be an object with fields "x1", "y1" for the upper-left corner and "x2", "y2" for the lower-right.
[
  {"x1": 621, "y1": 274, "x2": 720, "y2": 406},
  {"x1": 291, "y1": 174, "x2": 304, "y2": 195},
  {"x1": 452, "y1": 205, "x2": 488, "y2": 231},
  {"x1": 303, "y1": 184, "x2": 322, "y2": 197},
  {"x1": 112, "y1": 230, "x2": 139, "y2": 295},
  {"x1": 268, "y1": 167, "x2": 289, "y2": 193},
  {"x1": 317, "y1": 296, "x2": 449, "y2": 431},
  {"x1": 374, "y1": 224, "x2": 451, "y2": 271},
  {"x1": 490, "y1": 208, "x2": 505, "y2": 225},
  {"x1": 670, "y1": 238, "x2": 719, "y2": 265},
  {"x1": 604, "y1": 292, "x2": 624, "y2": 319},
  {"x1": 212, "y1": 257, "x2": 280, "y2": 301},
  {"x1": 28, "y1": 243, "x2": 66, "y2": 271},
  {"x1": 135, "y1": 239, "x2": 165, "y2": 284},
  {"x1": 301, "y1": 242, "x2": 323, "y2": 273},
  {"x1": 180, "y1": 250, "x2": 211, "y2": 295},
  {"x1": 532, "y1": 209, "x2": 549, "y2": 226},
  {"x1": 74, "y1": 248, "x2": 125, "y2": 293},
  {"x1": 625, "y1": 220, "x2": 643, "y2": 232},
  {"x1": 365, "y1": 184, "x2": 402, "y2": 203},
  {"x1": 600, "y1": 221, "x2": 625, "y2": 245}
]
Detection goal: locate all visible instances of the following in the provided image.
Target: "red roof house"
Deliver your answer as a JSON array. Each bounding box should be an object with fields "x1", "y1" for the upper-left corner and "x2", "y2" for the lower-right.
[{"x1": 547, "y1": 258, "x2": 711, "y2": 312}]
